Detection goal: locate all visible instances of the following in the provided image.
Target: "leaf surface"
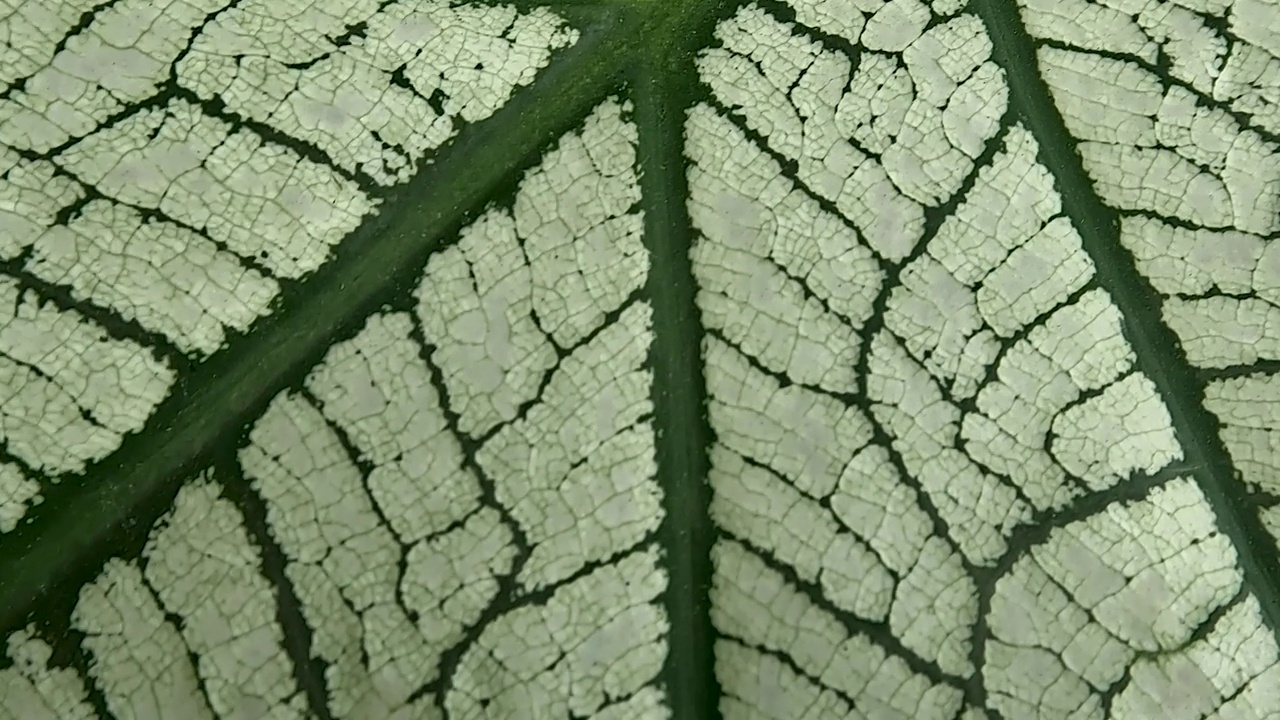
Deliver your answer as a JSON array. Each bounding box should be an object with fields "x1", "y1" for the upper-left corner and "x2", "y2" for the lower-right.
[{"x1": 2, "y1": 0, "x2": 1279, "y2": 718}]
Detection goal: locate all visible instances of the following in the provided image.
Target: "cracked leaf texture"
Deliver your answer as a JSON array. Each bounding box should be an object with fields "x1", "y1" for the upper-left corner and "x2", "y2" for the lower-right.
[
  {"x1": 688, "y1": 1, "x2": 1278, "y2": 718},
  {"x1": 1017, "y1": 0, "x2": 1280, "y2": 561},
  {"x1": 2, "y1": 0, "x2": 1280, "y2": 718},
  {"x1": 2, "y1": 97, "x2": 667, "y2": 720},
  {"x1": 0, "y1": 0, "x2": 578, "y2": 531}
]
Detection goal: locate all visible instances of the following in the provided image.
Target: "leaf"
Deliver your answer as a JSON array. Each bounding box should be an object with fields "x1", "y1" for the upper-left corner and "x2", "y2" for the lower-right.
[{"x1": 0, "y1": 0, "x2": 1278, "y2": 718}]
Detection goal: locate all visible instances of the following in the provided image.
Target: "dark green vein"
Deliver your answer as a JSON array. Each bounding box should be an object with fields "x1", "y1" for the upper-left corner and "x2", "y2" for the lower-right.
[
  {"x1": 632, "y1": 14, "x2": 723, "y2": 720},
  {"x1": 217, "y1": 457, "x2": 336, "y2": 720},
  {"x1": 974, "y1": 0, "x2": 1280, "y2": 637}
]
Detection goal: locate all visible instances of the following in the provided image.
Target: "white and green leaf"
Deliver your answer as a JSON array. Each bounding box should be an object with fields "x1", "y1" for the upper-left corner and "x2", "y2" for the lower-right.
[{"x1": 1, "y1": 0, "x2": 1278, "y2": 718}]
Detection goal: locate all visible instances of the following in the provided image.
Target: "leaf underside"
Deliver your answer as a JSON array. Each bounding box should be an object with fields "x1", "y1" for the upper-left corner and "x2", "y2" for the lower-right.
[{"x1": 1, "y1": 0, "x2": 1279, "y2": 719}]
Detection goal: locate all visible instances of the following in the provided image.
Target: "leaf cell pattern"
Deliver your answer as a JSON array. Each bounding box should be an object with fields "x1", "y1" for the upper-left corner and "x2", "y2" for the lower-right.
[
  {"x1": 1017, "y1": 0, "x2": 1280, "y2": 556},
  {"x1": 688, "y1": 2, "x2": 1277, "y2": 717},
  {"x1": 0, "y1": 0, "x2": 579, "y2": 532},
  {"x1": 0, "y1": 98, "x2": 668, "y2": 720},
  {"x1": 3, "y1": 0, "x2": 1280, "y2": 718}
]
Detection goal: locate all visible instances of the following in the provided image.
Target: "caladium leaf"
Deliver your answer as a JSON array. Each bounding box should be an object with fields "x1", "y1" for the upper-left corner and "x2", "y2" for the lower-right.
[{"x1": 1, "y1": 0, "x2": 1278, "y2": 718}]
